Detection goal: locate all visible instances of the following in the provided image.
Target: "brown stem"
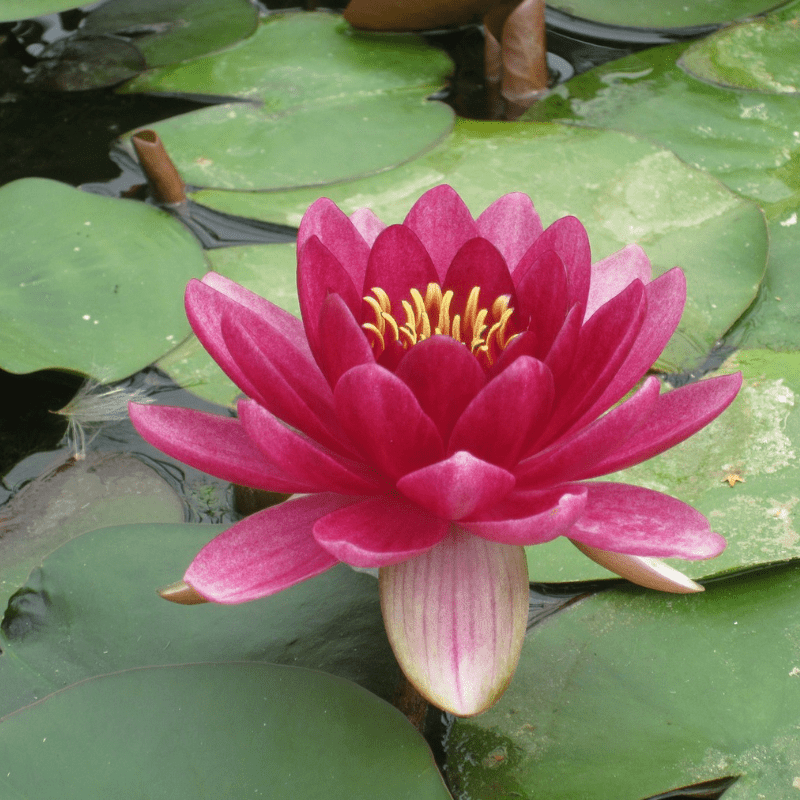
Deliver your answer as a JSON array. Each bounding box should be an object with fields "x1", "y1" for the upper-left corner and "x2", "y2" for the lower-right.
[{"x1": 131, "y1": 129, "x2": 186, "y2": 205}]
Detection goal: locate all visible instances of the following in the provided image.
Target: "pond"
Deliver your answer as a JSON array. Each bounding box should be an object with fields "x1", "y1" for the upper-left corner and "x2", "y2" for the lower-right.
[{"x1": 1, "y1": 0, "x2": 800, "y2": 798}]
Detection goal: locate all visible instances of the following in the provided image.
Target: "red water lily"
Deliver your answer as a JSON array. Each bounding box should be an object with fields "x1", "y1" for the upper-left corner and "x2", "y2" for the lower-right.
[{"x1": 130, "y1": 186, "x2": 741, "y2": 716}]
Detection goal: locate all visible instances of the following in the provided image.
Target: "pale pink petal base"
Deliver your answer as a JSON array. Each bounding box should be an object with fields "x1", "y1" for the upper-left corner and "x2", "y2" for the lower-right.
[
  {"x1": 570, "y1": 540, "x2": 704, "y2": 593},
  {"x1": 380, "y1": 528, "x2": 529, "y2": 716}
]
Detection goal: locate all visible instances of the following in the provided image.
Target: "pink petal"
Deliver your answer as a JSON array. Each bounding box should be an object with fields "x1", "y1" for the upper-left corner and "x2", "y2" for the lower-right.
[
  {"x1": 460, "y1": 486, "x2": 587, "y2": 544},
  {"x1": 476, "y1": 192, "x2": 543, "y2": 271},
  {"x1": 542, "y1": 303, "x2": 582, "y2": 386},
  {"x1": 518, "y1": 216, "x2": 591, "y2": 312},
  {"x1": 442, "y1": 237, "x2": 516, "y2": 310},
  {"x1": 334, "y1": 364, "x2": 445, "y2": 479},
  {"x1": 220, "y1": 308, "x2": 352, "y2": 457},
  {"x1": 513, "y1": 249, "x2": 569, "y2": 358},
  {"x1": 567, "y1": 268, "x2": 687, "y2": 431},
  {"x1": 315, "y1": 293, "x2": 375, "y2": 388},
  {"x1": 297, "y1": 197, "x2": 371, "y2": 290},
  {"x1": 570, "y1": 541, "x2": 703, "y2": 593},
  {"x1": 535, "y1": 280, "x2": 646, "y2": 447},
  {"x1": 585, "y1": 244, "x2": 652, "y2": 321},
  {"x1": 397, "y1": 451, "x2": 516, "y2": 520},
  {"x1": 449, "y1": 356, "x2": 554, "y2": 469},
  {"x1": 350, "y1": 207, "x2": 386, "y2": 246},
  {"x1": 395, "y1": 335, "x2": 486, "y2": 441},
  {"x1": 403, "y1": 185, "x2": 479, "y2": 281},
  {"x1": 297, "y1": 236, "x2": 361, "y2": 354},
  {"x1": 313, "y1": 496, "x2": 449, "y2": 566},
  {"x1": 362, "y1": 224, "x2": 438, "y2": 309},
  {"x1": 567, "y1": 482, "x2": 726, "y2": 559},
  {"x1": 380, "y1": 528, "x2": 529, "y2": 716},
  {"x1": 515, "y1": 376, "x2": 661, "y2": 487},
  {"x1": 129, "y1": 403, "x2": 317, "y2": 493},
  {"x1": 582, "y1": 372, "x2": 742, "y2": 478},
  {"x1": 238, "y1": 399, "x2": 386, "y2": 495},
  {"x1": 184, "y1": 493, "x2": 356, "y2": 603},
  {"x1": 198, "y1": 272, "x2": 310, "y2": 355}
]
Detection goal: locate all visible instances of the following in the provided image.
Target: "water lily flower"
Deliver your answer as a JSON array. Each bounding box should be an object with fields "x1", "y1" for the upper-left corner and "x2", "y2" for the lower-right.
[{"x1": 130, "y1": 186, "x2": 741, "y2": 716}]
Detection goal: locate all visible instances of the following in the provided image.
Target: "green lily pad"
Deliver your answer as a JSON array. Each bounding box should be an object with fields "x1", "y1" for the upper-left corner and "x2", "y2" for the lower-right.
[
  {"x1": 194, "y1": 119, "x2": 767, "y2": 374},
  {"x1": 0, "y1": 663, "x2": 451, "y2": 800},
  {"x1": 0, "y1": 453, "x2": 183, "y2": 611},
  {"x1": 0, "y1": 522, "x2": 397, "y2": 717},
  {"x1": 527, "y1": 349, "x2": 800, "y2": 582},
  {"x1": 680, "y1": 8, "x2": 800, "y2": 94},
  {"x1": 0, "y1": 178, "x2": 207, "y2": 380},
  {"x1": 158, "y1": 242, "x2": 298, "y2": 406},
  {"x1": 83, "y1": 0, "x2": 259, "y2": 68},
  {"x1": 528, "y1": 43, "x2": 800, "y2": 207},
  {"x1": 446, "y1": 560, "x2": 800, "y2": 799},
  {"x1": 118, "y1": 12, "x2": 454, "y2": 190},
  {"x1": 547, "y1": 0, "x2": 793, "y2": 29},
  {"x1": 0, "y1": 0, "x2": 77, "y2": 22}
]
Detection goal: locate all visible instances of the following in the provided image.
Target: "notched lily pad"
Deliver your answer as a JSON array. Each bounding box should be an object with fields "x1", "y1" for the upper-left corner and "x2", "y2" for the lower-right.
[
  {"x1": 679, "y1": 8, "x2": 800, "y2": 94},
  {"x1": 0, "y1": 178, "x2": 208, "y2": 380},
  {"x1": 0, "y1": 663, "x2": 451, "y2": 800},
  {"x1": 118, "y1": 12, "x2": 454, "y2": 190}
]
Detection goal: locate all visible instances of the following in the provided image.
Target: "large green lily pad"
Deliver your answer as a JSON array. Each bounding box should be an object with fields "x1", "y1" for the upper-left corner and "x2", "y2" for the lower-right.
[
  {"x1": 527, "y1": 349, "x2": 800, "y2": 582},
  {"x1": 0, "y1": 522, "x2": 397, "y2": 718},
  {"x1": 118, "y1": 12, "x2": 454, "y2": 190},
  {"x1": 0, "y1": 663, "x2": 451, "y2": 800},
  {"x1": 0, "y1": 453, "x2": 183, "y2": 611},
  {"x1": 680, "y1": 6, "x2": 800, "y2": 94},
  {"x1": 83, "y1": 0, "x2": 259, "y2": 68},
  {"x1": 0, "y1": 178, "x2": 208, "y2": 380},
  {"x1": 158, "y1": 242, "x2": 298, "y2": 406},
  {"x1": 547, "y1": 0, "x2": 792, "y2": 29},
  {"x1": 446, "y1": 560, "x2": 800, "y2": 799},
  {"x1": 528, "y1": 43, "x2": 800, "y2": 349},
  {"x1": 0, "y1": 0, "x2": 76, "y2": 22},
  {"x1": 195, "y1": 119, "x2": 767, "y2": 374}
]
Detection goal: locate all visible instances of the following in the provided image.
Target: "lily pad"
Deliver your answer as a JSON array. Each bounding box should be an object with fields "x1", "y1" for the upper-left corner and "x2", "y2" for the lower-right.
[
  {"x1": 158, "y1": 242, "x2": 298, "y2": 407},
  {"x1": 527, "y1": 349, "x2": 800, "y2": 582},
  {"x1": 546, "y1": 0, "x2": 793, "y2": 30},
  {"x1": 83, "y1": 0, "x2": 259, "y2": 68},
  {"x1": 194, "y1": 119, "x2": 767, "y2": 374},
  {"x1": 0, "y1": 453, "x2": 183, "y2": 610},
  {"x1": 0, "y1": 0, "x2": 77, "y2": 22},
  {"x1": 0, "y1": 522, "x2": 397, "y2": 717},
  {"x1": 680, "y1": 7, "x2": 800, "y2": 94},
  {"x1": 446, "y1": 560, "x2": 800, "y2": 799},
  {"x1": 0, "y1": 178, "x2": 208, "y2": 380},
  {"x1": 117, "y1": 12, "x2": 454, "y2": 190},
  {"x1": 0, "y1": 663, "x2": 451, "y2": 800}
]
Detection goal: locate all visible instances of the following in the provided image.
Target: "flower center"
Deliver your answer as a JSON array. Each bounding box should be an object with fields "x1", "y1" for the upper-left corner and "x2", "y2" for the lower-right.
[{"x1": 362, "y1": 282, "x2": 516, "y2": 367}]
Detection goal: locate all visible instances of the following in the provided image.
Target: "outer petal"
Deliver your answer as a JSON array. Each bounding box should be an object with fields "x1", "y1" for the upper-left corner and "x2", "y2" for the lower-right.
[
  {"x1": 334, "y1": 364, "x2": 445, "y2": 479},
  {"x1": 380, "y1": 528, "x2": 529, "y2": 716},
  {"x1": 570, "y1": 541, "x2": 703, "y2": 593},
  {"x1": 515, "y1": 376, "x2": 661, "y2": 488},
  {"x1": 350, "y1": 207, "x2": 386, "y2": 246},
  {"x1": 476, "y1": 192, "x2": 543, "y2": 271},
  {"x1": 582, "y1": 372, "x2": 743, "y2": 478},
  {"x1": 297, "y1": 236, "x2": 361, "y2": 354},
  {"x1": 184, "y1": 493, "x2": 356, "y2": 603},
  {"x1": 315, "y1": 293, "x2": 375, "y2": 388},
  {"x1": 198, "y1": 272, "x2": 310, "y2": 355},
  {"x1": 129, "y1": 403, "x2": 315, "y2": 493},
  {"x1": 313, "y1": 496, "x2": 449, "y2": 567},
  {"x1": 403, "y1": 185, "x2": 479, "y2": 281},
  {"x1": 449, "y1": 356, "x2": 554, "y2": 468},
  {"x1": 585, "y1": 244, "x2": 652, "y2": 321},
  {"x1": 297, "y1": 197, "x2": 371, "y2": 289},
  {"x1": 395, "y1": 335, "x2": 486, "y2": 441},
  {"x1": 460, "y1": 485, "x2": 587, "y2": 544},
  {"x1": 238, "y1": 399, "x2": 385, "y2": 495},
  {"x1": 567, "y1": 482, "x2": 726, "y2": 559},
  {"x1": 397, "y1": 451, "x2": 516, "y2": 520}
]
